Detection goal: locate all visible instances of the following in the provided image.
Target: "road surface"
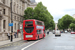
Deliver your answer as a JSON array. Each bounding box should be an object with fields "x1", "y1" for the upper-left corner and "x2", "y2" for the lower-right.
[{"x1": 0, "y1": 32, "x2": 75, "y2": 50}]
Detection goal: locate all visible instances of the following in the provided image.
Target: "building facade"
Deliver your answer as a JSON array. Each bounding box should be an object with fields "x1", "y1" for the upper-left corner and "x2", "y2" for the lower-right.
[
  {"x1": 55, "y1": 23, "x2": 58, "y2": 30},
  {"x1": 0, "y1": 0, "x2": 37, "y2": 41},
  {"x1": 28, "y1": 3, "x2": 37, "y2": 9},
  {"x1": 72, "y1": 14, "x2": 75, "y2": 18}
]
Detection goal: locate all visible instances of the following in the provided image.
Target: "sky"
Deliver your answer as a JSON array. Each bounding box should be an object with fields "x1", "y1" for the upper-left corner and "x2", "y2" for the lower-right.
[{"x1": 35, "y1": 0, "x2": 75, "y2": 23}]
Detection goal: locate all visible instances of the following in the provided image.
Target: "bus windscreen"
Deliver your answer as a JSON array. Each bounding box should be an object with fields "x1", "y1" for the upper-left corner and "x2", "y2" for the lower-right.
[
  {"x1": 25, "y1": 21, "x2": 33, "y2": 24},
  {"x1": 25, "y1": 27, "x2": 34, "y2": 33}
]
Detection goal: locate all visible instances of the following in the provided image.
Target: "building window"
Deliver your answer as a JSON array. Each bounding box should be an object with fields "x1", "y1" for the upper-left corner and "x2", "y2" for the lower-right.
[
  {"x1": 17, "y1": 17, "x2": 18, "y2": 20},
  {"x1": 18, "y1": 17, "x2": 20, "y2": 21},
  {"x1": 19, "y1": 17, "x2": 20, "y2": 21},
  {"x1": 3, "y1": 9, "x2": 5, "y2": 14},
  {"x1": 20, "y1": 18, "x2": 23, "y2": 22},
  {"x1": 17, "y1": 17, "x2": 19, "y2": 21},
  {"x1": 20, "y1": 6, "x2": 21, "y2": 9},
  {"x1": 3, "y1": 0, "x2": 5, "y2": 4},
  {"x1": 20, "y1": 18, "x2": 21, "y2": 21},
  {"x1": 17, "y1": 4, "x2": 18, "y2": 13},
  {"x1": 21, "y1": 18, "x2": 23, "y2": 22},
  {"x1": 3, "y1": 20, "x2": 6, "y2": 29},
  {"x1": 14, "y1": 2, "x2": 15, "y2": 12},
  {"x1": 18, "y1": 24, "x2": 19, "y2": 29},
  {"x1": 22, "y1": 6, "x2": 23, "y2": 11},
  {"x1": 14, "y1": 16, "x2": 16, "y2": 20},
  {"x1": 15, "y1": 23, "x2": 16, "y2": 30}
]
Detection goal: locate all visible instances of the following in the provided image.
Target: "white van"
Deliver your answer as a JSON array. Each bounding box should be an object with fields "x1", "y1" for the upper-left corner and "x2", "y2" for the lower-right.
[{"x1": 55, "y1": 30, "x2": 61, "y2": 36}]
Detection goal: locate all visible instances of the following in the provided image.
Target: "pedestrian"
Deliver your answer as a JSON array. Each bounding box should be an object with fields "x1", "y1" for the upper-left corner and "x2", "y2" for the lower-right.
[
  {"x1": 7, "y1": 32, "x2": 10, "y2": 40},
  {"x1": 14, "y1": 32, "x2": 17, "y2": 38},
  {"x1": 17, "y1": 32, "x2": 18, "y2": 38},
  {"x1": 13, "y1": 32, "x2": 15, "y2": 38},
  {"x1": 17, "y1": 29, "x2": 20, "y2": 38},
  {"x1": 15, "y1": 32, "x2": 18, "y2": 38},
  {"x1": 47, "y1": 31, "x2": 49, "y2": 35}
]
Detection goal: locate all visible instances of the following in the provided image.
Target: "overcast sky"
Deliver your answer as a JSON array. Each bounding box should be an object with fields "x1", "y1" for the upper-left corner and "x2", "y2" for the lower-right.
[{"x1": 35, "y1": 0, "x2": 75, "y2": 23}]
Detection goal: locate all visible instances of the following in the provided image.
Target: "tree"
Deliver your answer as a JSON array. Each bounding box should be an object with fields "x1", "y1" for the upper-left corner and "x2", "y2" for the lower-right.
[
  {"x1": 58, "y1": 19, "x2": 62, "y2": 29},
  {"x1": 58, "y1": 14, "x2": 73, "y2": 29},
  {"x1": 33, "y1": 2, "x2": 55, "y2": 29},
  {"x1": 24, "y1": 2, "x2": 55, "y2": 30},
  {"x1": 72, "y1": 18, "x2": 75, "y2": 24},
  {"x1": 24, "y1": 7, "x2": 34, "y2": 19},
  {"x1": 69, "y1": 23, "x2": 75, "y2": 31}
]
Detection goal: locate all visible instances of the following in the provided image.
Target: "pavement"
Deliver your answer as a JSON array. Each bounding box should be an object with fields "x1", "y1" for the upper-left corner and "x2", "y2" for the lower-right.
[
  {"x1": 0, "y1": 38, "x2": 22, "y2": 46},
  {"x1": 0, "y1": 30, "x2": 49, "y2": 47}
]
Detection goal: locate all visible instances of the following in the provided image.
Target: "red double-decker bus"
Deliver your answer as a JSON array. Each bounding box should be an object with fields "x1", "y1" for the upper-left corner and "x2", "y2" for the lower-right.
[{"x1": 23, "y1": 19, "x2": 45, "y2": 40}]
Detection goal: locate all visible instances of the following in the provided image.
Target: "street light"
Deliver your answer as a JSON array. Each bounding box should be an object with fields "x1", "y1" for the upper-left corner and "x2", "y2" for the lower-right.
[{"x1": 10, "y1": 0, "x2": 13, "y2": 42}]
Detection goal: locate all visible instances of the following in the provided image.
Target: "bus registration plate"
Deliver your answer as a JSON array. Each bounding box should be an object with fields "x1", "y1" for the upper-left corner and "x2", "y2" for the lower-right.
[{"x1": 26, "y1": 35, "x2": 33, "y2": 38}]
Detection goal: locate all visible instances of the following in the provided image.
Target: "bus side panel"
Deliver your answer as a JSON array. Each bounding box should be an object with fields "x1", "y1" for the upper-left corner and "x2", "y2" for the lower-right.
[{"x1": 35, "y1": 26, "x2": 45, "y2": 39}]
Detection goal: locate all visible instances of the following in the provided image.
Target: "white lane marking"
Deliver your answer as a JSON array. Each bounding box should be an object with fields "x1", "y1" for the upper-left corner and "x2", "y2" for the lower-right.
[
  {"x1": 55, "y1": 46, "x2": 74, "y2": 49},
  {"x1": 71, "y1": 36, "x2": 74, "y2": 37},
  {"x1": 71, "y1": 36, "x2": 74, "y2": 38},
  {"x1": 14, "y1": 47, "x2": 17, "y2": 49},
  {"x1": 21, "y1": 40, "x2": 40, "y2": 50}
]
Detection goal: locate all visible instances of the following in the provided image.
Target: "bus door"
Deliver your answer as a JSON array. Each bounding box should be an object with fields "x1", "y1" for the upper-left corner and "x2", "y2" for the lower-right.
[{"x1": 37, "y1": 29, "x2": 43, "y2": 38}]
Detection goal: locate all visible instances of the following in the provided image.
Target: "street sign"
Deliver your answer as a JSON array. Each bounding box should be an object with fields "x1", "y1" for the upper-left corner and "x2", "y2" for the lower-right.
[
  {"x1": 9, "y1": 23, "x2": 13, "y2": 26},
  {"x1": 20, "y1": 24, "x2": 22, "y2": 27},
  {"x1": 20, "y1": 27, "x2": 22, "y2": 29},
  {"x1": 20, "y1": 24, "x2": 22, "y2": 29}
]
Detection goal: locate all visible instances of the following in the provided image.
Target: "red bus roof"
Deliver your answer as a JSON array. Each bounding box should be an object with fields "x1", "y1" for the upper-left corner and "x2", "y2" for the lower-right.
[{"x1": 23, "y1": 19, "x2": 44, "y2": 23}]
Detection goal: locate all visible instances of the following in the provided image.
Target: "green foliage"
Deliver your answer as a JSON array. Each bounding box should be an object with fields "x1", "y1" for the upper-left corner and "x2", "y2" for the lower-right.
[
  {"x1": 69, "y1": 23, "x2": 75, "y2": 31},
  {"x1": 72, "y1": 18, "x2": 75, "y2": 24},
  {"x1": 24, "y1": 7, "x2": 34, "y2": 19},
  {"x1": 58, "y1": 14, "x2": 73, "y2": 29},
  {"x1": 34, "y1": 2, "x2": 55, "y2": 29},
  {"x1": 58, "y1": 19, "x2": 63, "y2": 29},
  {"x1": 24, "y1": 2, "x2": 55, "y2": 30}
]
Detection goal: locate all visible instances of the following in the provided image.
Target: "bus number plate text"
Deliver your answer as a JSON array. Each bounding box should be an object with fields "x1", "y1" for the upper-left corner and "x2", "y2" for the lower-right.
[{"x1": 26, "y1": 35, "x2": 33, "y2": 38}]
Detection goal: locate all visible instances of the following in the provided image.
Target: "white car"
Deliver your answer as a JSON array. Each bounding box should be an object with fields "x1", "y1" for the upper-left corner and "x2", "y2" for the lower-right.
[
  {"x1": 65, "y1": 30, "x2": 67, "y2": 33},
  {"x1": 55, "y1": 30, "x2": 61, "y2": 36}
]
